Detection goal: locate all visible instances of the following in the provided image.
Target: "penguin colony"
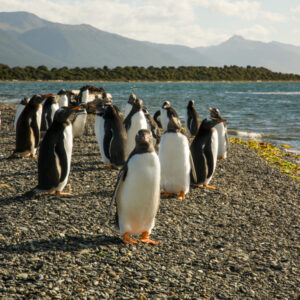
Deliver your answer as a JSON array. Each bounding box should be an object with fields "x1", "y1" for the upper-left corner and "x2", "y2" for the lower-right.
[{"x1": 13, "y1": 85, "x2": 228, "y2": 245}]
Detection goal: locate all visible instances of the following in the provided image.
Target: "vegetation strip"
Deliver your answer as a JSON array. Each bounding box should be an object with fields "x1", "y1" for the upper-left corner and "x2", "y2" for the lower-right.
[
  {"x1": 230, "y1": 137, "x2": 300, "y2": 181},
  {"x1": 1, "y1": 64, "x2": 300, "y2": 81}
]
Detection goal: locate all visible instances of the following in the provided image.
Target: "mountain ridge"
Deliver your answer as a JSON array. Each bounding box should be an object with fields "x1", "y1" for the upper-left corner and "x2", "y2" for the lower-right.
[{"x1": 0, "y1": 11, "x2": 300, "y2": 74}]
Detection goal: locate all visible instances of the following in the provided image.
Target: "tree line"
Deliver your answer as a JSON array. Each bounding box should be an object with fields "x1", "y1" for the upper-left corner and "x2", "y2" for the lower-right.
[{"x1": 0, "y1": 63, "x2": 299, "y2": 81}]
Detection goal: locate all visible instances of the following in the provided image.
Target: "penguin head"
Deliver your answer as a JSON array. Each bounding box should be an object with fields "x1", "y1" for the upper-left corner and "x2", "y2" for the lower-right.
[
  {"x1": 45, "y1": 95, "x2": 57, "y2": 105},
  {"x1": 162, "y1": 101, "x2": 171, "y2": 109},
  {"x1": 209, "y1": 107, "x2": 223, "y2": 120},
  {"x1": 199, "y1": 118, "x2": 226, "y2": 132},
  {"x1": 133, "y1": 98, "x2": 143, "y2": 111},
  {"x1": 167, "y1": 116, "x2": 181, "y2": 131},
  {"x1": 54, "y1": 106, "x2": 82, "y2": 123},
  {"x1": 21, "y1": 97, "x2": 30, "y2": 105},
  {"x1": 103, "y1": 104, "x2": 117, "y2": 119},
  {"x1": 135, "y1": 129, "x2": 153, "y2": 147},
  {"x1": 128, "y1": 92, "x2": 136, "y2": 104},
  {"x1": 57, "y1": 89, "x2": 67, "y2": 96},
  {"x1": 142, "y1": 106, "x2": 150, "y2": 117},
  {"x1": 29, "y1": 95, "x2": 44, "y2": 107},
  {"x1": 188, "y1": 100, "x2": 195, "y2": 108}
]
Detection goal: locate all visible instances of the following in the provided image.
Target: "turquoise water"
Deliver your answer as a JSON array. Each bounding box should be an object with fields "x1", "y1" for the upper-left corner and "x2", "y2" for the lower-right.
[{"x1": 0, "y1": 81, "x2": 300, "y2": 151}]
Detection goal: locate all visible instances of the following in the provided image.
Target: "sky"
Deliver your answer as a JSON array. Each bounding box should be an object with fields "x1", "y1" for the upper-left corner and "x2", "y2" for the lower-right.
[{"x1": 1, "y1": 0, "x2": 300, "y2": 47}]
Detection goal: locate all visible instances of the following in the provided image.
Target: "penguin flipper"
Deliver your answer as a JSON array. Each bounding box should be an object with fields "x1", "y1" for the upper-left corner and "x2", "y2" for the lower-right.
[
  {"x1": 55, "y1": 140, "x2": 68, "y2": 183},
  {"x1": 103, "y1": 128, "x2": 113, "y2": 160},
  {"x1": 190, "y1": 151, "x2": 197, "y2": 183},
  {"x1": 103, "y1": 164, "x2": 128, "y2": 227},
  {"x1": 31, "y1": 114, "x2": 40, "y2": 147},
  {"x1": 204, "y1": 142, "x2": 215, "y2": 179}
]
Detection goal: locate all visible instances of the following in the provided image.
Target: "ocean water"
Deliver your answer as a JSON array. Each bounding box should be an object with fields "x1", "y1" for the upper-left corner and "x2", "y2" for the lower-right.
[{"x1": 0, "y1": 81, "x2": 299, "y2": 152}]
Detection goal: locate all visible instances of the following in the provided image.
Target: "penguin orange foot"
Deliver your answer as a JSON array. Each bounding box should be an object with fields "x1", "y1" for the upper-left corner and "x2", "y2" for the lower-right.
[
  {"x1": 56, "y1": 191, "x2": 72, "y2": 196},
  {"x1": 176, "y1": 191, "x2": 185, "y2": 200},
  {"x1": 161, "y1": 192, "x2": 175, "y2": 197},
  {"x1": 103, "y1": 165, "x2": 112, "y2": 170},
  {"x1": 140, "y1": 232, "x2": 159, "y2": 245},
  {"x1": 122, "y1": 233, "x2": 138, "y2": 244},
  {"x1": 197, "y1": 184, "x2": 216, "y2": 190}
]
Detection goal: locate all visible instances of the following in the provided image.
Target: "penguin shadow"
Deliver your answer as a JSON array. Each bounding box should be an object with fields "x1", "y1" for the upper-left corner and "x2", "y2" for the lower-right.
[
  {"x1": 0, "y1": 235, "x2": 122, "y2": 255},
  {"x1": 72, "y1": 152, "x2": 99, "y2": 158}
]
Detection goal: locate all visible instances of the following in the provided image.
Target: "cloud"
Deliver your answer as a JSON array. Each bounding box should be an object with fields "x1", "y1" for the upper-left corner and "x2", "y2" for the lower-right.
[
  {"x1": 261, "y1": 12, "x2": 286, "y2": 23},
  {"x1": 197, "y1": 0, "x2": 261, "y2": 20},
  {"x1": 237, "y1": 24, "x2": 270, "y2": 41}
]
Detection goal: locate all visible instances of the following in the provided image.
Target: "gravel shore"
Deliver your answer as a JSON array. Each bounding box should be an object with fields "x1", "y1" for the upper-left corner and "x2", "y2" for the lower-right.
[{"x1": 0, "y1": 102, "x2": 299, "y2": 299}]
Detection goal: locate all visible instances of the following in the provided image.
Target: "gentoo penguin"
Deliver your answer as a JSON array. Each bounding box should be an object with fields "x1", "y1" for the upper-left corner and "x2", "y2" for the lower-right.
[
  {"x1": 143, "y1": 106, "x2": 161, "y2": 152},
  {"x1": 124, "y1": 99, "x2": 148, "y2": 158},
  {"x1": 13, "y1": 95, "x2": 44, "y2": 158},
  {"x1": 111, "y1": 129, "x2": 160, "y2": 244},
  {"x1": 159, "y1": 116, "x2": 196, "y2": 200},
  {"x1": 14, "y1": 97, "x2": 29, "y2": 130},
  {"x1": 125, "y1": 92, "x2": 136, "y2": 116},
  {"x1": 185, "y1": 100, "x2": 201, "y2": 136},
  {"x1": 34, "y1": 105, "x2": 82, "y2": 195},
  {"x1": 102, "y1": 104, "x2": 127, "y2": 168},
  {"x1": 209, "y1": 107, "x2": 229, "y2": 160},
  {"x1": 57, "y1": 89, "x2": 69, "y2": 107},
  {"x1": 41, "y1": 96, "x2": 59, "y2": 132},
  {"x1": 72, "y1": 104, "x2": 87, "y2": 138},
  {"x1": 160, "y1": 101, "x2": 179, "y2": 131},
  {"x1": 190, "y1": 118, "x2": 226, "y2": 189}
]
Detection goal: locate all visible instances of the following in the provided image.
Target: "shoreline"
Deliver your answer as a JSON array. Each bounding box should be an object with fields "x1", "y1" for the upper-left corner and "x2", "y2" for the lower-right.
[{"x1": 0, "y1": 102, "x2": 299, "y2": 298}]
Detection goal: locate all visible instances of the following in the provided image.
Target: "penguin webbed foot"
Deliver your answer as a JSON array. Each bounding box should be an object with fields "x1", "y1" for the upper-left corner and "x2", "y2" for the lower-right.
[
  {"x1": 197, "y1": 184, "x2": 216, "y2": 190},
  {"x1": 176, "y1": 191, "x2": 185, "y2": 200},
  {"x1": 161, "y1": 191, "x2": 176, "y2": 198},
  {"x1": 140, "y1": 232, "x2": 159, "y2": 245},
  {"x1": 122, "y1": 232, "x2": 138, "y2": 244}
]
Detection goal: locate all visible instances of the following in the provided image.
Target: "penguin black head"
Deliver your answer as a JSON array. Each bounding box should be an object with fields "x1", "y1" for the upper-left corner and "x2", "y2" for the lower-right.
[
  {"x1": 128, "y1": 93, "x2": 136, "y2": 104},
  {"x1": 167, "y1": 116, "x2": 181, "y2": 131},
  {"x1": 29, "y1": 95, "x2": 44, "y2": 107},
  {"x1": 199, "y1": 118, "x2": 226, "y2": 132},
  {"x1": 45, "y1": 95, "x2": 57, "y2": 105},
  {"x1": 21, "y1": 97, "x2": 30, "y2": 105},
  {"x1": 133, "y1": 98, "x2": 143, "y2": 111},
  {"x1": 162, "y1": 101, "x2": 171, "y2": 109},
  {"x1": 54, "y1": 106, "x2": 82, "y2": 124},
  {"x1": 142, "y1": 106, "x2": 150, "y2": 117},
  {"x1": 188, "y1": 100, "x2": 195, "y2": 108},
  {"x1": 103, "y1": 104, "x2": 117, "y2": 119},
  {"x1": 135, "y1": 129, "x2": 153, "y2": 147},
  {"x1": 57, "y1": 89, "x2": 67, "y2": 96},
  {"x1": 209, "y1": 107, "x2": 223, "y2": 120}
]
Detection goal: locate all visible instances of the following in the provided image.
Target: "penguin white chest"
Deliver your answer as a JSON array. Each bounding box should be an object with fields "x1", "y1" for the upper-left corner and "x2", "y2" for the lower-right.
[
  {"x1": 159, "y1": 132, "x2": 191, "y2": 194},
  {"x1": 58, "y1": 95, "x2": 68, "y2": 107},
  {"x1": 160, "y1": 108, "x2": 168, "y2": 130},
  {"x1": 205, "y1": 128, "x2": 219, "y2": 185},
  {"x1": 50, "y1": 103, "x2": 59, "y2": 122},
  {"x1": 215, "y1": 123, "x2": 227, "y2": 159},
  {"x1": 118, "y1": 152, "x2": 160, "y2": 236},
  {"x1": 56, "y1": 124, "x2": 73, "y2": 191},
  {"x1": 126, "y1": 112, "x2": 147, "y2": 156},
  {"x1": 95, "y1": 115, "x2": 110, "y2": 164}
]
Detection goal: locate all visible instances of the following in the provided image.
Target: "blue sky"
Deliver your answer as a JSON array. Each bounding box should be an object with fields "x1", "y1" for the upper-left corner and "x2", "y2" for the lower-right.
[{"x1": 1, "y1": 0, "x2": 300, "y2": 47}]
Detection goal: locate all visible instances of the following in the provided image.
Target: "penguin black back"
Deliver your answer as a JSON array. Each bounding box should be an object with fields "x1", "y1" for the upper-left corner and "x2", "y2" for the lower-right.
[{"x1": 186, "y1": 100, "x2": 201, "y2": 136}]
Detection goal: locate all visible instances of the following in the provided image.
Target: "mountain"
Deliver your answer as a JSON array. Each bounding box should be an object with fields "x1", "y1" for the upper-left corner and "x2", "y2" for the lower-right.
[
  {"x1": 0, "y1": 12, "x2": 300, "y2": 74},
  {"x1": 195, "y1": 35, "x2": 300, "y2": 74}
]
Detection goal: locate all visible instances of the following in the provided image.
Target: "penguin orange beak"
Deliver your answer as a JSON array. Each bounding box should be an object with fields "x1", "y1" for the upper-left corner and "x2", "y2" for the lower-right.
[
  {"x1": 72, "y1": 105, "x2": 83, "y2": 110},
  {"x1": 89, "y1": 104, "x2": 96, "y2": 108},
  {"x1": 218, "y1": 119, "x2": 227, "y2": 123}
]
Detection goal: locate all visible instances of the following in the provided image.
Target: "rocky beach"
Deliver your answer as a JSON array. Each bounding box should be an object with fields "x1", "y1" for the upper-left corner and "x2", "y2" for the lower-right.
[{"x1": 0, "y1": 102, "x2": 299, "y2": 299}]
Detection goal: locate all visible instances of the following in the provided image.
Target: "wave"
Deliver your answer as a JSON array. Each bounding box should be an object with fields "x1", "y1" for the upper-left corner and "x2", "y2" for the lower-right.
[
  {"x1": 229, "y1": 130, "x2": 263, "y2": 139},
  {"x1": 225, "y1": 91, "x2": 300, "y2": 95}
]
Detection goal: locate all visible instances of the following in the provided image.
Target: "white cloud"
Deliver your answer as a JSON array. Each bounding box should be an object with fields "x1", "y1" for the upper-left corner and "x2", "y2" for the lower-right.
[
  {"x1": 197, "y1": 0, "x2": 261, "y2": 20},
  {"x1": 237, "y1": 24, "x2": 270, "y2": 41},
  {"x1": 261, "y1": 12, "x2": 286, "y2": 23}
]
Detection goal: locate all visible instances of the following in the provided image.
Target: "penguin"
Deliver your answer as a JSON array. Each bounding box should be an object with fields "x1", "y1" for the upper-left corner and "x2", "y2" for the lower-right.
[
  {"x1": 185, "y1": 100, "x2": 201, "y2": 136},
  {"x1": 14, "y1": 97, "x2": 29, "y2": 130},
  {"x1": 125, "y1": 92, "x2": 136, "y2": 117},
  {"x1": 209, "y1": 107, "x2": 229, "y2": 160},
  {"x1": 72, "y1": 104, "x2": 87, "y2": 138},
  {"x1": 123, "y1": 99, "x2": 148, "y2": 158},
  {"x1": 190, "y1": 118, "x2": 226, "y2": 189},
  {"x1": 57, "y1": 89, "x2": 69, "y2": 107},
  {"x1": 159, "y1": 116, "x2": 196, "y2": 200},
  {"x1": 142, "y1": 106, "x2": 161, "y2": 152},
  {"x1": 102, "y1": 104, "x2": 127, "y2": 168},
  {"x1": 160, "y1": 101, "x2": 180, "y2": 131},
  {"x1": 41, "y1": 95, "x2": 59, "y2": 132},
  {"x1": 34, "y1": 105, "x2": 82, "y2": 195},
  {"x1": 110, "y1": 129, "x2": 160, "y2": 244},
  {"x1": 13, "y1": 95, "x2": 44, "y2": 158},
  {"x1": 153, "y1": 110, "x2": 162, "y2": 129}
]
